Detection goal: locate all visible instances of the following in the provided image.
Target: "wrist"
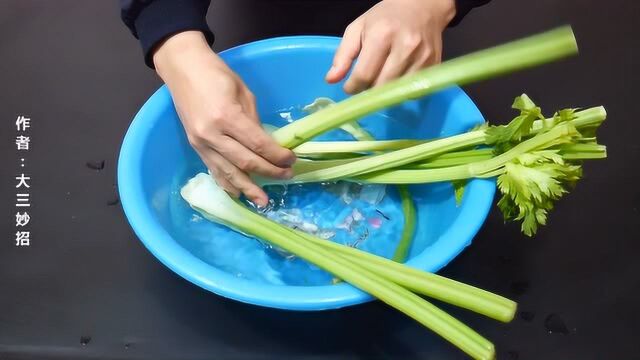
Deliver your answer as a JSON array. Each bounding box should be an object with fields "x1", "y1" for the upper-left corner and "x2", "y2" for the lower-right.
[
  {"x1": 435, "y1": 0, "x2": 457, "y2": 27},
  {"x1": 153, "y1": 31, "x2": 214, "y2": 81}
]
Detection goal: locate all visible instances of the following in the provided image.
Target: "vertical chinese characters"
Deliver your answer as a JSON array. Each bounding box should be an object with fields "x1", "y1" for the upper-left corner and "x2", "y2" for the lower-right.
[{"x1": 15, "y1": 115, "x2": 31, "y2": 247}]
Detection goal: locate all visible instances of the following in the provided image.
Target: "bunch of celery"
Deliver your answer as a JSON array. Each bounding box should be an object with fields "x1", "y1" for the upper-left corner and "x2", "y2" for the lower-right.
[
  {"x1": 273, "y1": 94, "x2": 607, "y2": 236},
  {"x1": 183, "y1": 175, "x2": 513, "y2": 359},
  {"x1": 181, "y1": 26, "x2": 607, "y2": 359}
]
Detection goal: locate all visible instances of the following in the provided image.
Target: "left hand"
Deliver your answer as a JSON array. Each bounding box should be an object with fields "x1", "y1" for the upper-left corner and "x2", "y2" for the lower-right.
[{"x1": 325, "y1": 0, "x2": 456, "y2": 94}]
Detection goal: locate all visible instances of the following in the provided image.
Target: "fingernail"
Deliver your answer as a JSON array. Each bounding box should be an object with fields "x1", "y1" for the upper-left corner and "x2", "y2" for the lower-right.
[
  {"x1": 255, "y1": 197, "x2": 268, "y2": 208},
  {"x1": 326, "y1": 65, "x2": 337, "y2": 78}
]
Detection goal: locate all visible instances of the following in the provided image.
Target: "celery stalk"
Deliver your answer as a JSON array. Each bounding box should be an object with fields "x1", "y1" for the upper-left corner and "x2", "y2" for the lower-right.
[
  {"x1": 407, "y1": 149, "x2": 495, "y2": 169},
  {"x1": 181, "y1": 173, "x2": 495, "y2": 360},
  {"x1": 292, "y1": 142, "x2": 604, "y2": 174},
  {"x1": 294, "y1": 228, "x2": 517, "y2": 323},
  {"x1": 283, "y1": 107, "x2": 602, "y2": 184},
  {"x1": 256, "y1": 223, "x2": 495, "y2": 360},
  {"x1": 356, "y1": 123, "x2": 578, "y2": 184},
  {"x1": 392, "y1": 185, "x2": 417, "y2": 263},
  {"x1": 273, "y1": 26, "x2": 578, "y2": 148},
  {"x1": 292, "y1": 131, "x2": 488, "y2": 182},
  {"x1": 294, "y1": 139, "x2": 425, "y2": 155},
  {"x1": 558, "y1": 143, "x2": 607, "y2": 159},
  {"x1": 290, "y1": 106, "x2": 604, "y2": 161}
]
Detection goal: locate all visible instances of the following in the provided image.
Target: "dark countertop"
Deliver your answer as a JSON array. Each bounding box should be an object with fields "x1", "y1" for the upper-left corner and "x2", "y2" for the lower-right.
[{"x1": 1, "y1": 1, "x2": 638, "y2": 359}]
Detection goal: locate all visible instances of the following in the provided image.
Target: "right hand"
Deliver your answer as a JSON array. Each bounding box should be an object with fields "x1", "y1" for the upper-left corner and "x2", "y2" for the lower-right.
[{"x1": 153, "y1": 31, "x2": 296, "y2": 207}]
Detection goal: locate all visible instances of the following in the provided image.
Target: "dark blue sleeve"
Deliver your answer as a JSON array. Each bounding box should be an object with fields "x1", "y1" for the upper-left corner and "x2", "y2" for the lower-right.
[
  {"x1": 120, "y1": 0, "x2": 214, "y2": 68},
  {"x1": 449, "y1": 0, "x2": 491, "y2": 26}
]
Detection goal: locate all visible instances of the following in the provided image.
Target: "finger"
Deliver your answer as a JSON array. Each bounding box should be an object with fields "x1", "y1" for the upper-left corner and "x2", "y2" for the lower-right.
[
  {"x1": 326, "y1": 20, "x2": 364, "y2": 84},
  {"x1": 343, "y1": 35, "x2": 391, "y2": 94},
  {"x1": 212, "y1": 172, "x2": 240, "y2": 198},
  {"x1": 372, "y1": 45, "x2": 416, "y2": 87},
  {"x1": 194, "y1": 147, "x2": 241, "y2": 198},
  {"x1": 225, "y1": 115, "x2": 297, "y2": 167},
  {"x1": 406, "y1": 46, "x2": 440, "y2": 74},
  {"x1": 207, "y1": 151, "x2": 269, "y2": 207},
  {"x1": 210, "y1": 134, "x2": 293, "y2": 179}
]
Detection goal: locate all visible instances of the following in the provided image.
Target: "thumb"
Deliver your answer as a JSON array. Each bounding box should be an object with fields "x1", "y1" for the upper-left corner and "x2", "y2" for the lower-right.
[{"x1": 326, "y1": 20, "x2": 363, "y2": 84}]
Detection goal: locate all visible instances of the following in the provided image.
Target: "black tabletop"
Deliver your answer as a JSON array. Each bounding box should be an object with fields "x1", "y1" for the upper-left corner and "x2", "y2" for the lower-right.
[{"x1": 1, "y1": 1, "x2": 638, "y2": 359}]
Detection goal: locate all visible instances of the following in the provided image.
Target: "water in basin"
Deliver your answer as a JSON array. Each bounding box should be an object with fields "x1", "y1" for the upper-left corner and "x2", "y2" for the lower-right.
[{"x1": 165, "y1": 106, "x2": 457, "y2": 286}]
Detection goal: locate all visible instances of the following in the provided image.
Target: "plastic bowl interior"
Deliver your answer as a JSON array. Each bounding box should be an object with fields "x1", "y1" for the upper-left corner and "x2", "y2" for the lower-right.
[{"x1": 118, "y1": 36, "x2": 495, "y2": 311}]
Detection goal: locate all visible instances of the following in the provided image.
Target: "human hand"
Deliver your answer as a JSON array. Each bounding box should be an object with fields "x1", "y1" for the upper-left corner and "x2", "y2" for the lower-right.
[
  {"x1": 325, "y1": 0, "x2": 456, "y2": 94},
  {"x1": 153, "y1": 31, "x2": 296, "y2": 207}
]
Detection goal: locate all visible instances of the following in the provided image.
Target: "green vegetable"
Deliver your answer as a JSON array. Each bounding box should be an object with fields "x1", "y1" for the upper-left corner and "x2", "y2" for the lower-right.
[
  {"x1": 286, "y1": 105, "x2": 604, "y2": 184},
  {"x1": 272, "y1": 26, "x2": 578, "y2": 148},
  {"x1": 355, "y1": 121, "x2": 580, "y2": 184},
  {"x1": 294, "y1": 139, "x2": 425, "y2": 156},
  {"x1": 181, "y1": 173, "x2": 498, "y2": 360},
  {"x1": 292, "y1": 130, "x2": 488, "y2": 182},
  {"x1": 453, "y1": 180, "x2": 468, "y2": 207},
  {"x1": 260, "y1": 97, "x2": 607, "y2": 236},
  {"x1": 392, "y1": 185, "x2": 417, "y2": 262},
  {"x1": 292, "y1": 227, "x2": 516, "y2": 322}
]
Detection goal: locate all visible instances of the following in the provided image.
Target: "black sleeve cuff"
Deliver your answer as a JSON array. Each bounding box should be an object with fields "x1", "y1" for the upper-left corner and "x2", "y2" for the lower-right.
[
  {"x1": 449, "y1": 0, "x2": 491, "y2": 27},
  {"x1": 134, "y1": 0, "x2": 214, "y2": 68}
]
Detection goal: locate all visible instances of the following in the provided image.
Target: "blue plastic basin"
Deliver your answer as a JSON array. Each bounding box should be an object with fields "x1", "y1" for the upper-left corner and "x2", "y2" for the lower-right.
[{"x1": 118, "y1": 36, "x2": 495, "y2": 311}]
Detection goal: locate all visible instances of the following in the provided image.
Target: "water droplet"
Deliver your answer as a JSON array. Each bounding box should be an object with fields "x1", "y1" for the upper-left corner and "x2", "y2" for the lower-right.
[
  {"x1": 544, "y1": 313, "x2": 569, "y2": 334},
  {"x1": 107, "y1": 196, "x2": 120, "y2": 206},
  {"x1": 80, "y1": 336, "x2": 91, "y2": 346},
  {"x1": 86, "y1": 160, "x2": 105, "y2": 170}
]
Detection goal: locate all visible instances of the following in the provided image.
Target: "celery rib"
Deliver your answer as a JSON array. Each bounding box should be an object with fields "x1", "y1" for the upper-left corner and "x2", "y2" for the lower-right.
[
  {"x1": 183, "y1": 174, "x2": 498, "y2": 359},
  {"x1": 294, "y1": 229, "x2": 516, "y2": 323},
  {"x1": 273, "y1": 26, "x2": 577, "y2": 148},
  {"x1": 241, "y1": 211, "x2": 496, "y2": 360},
  {"x1": 292, "y1": 105, "x2": 601, "y2": 159},
  {"x1": 392, "y1": 185, "x2": 417, "y2": 263},
  {"x1": 292, "y1": 131, "x2": 487, "y2": 183},
  {"x1": 286, "y1": 107, "x2": 600, "y2": 184},
  {"x1": 355, "y1": 123, "x2": 578, "y2": 184},
  {"x1": 294, "y1": 139, "x2": 425, "y2": 155}
]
